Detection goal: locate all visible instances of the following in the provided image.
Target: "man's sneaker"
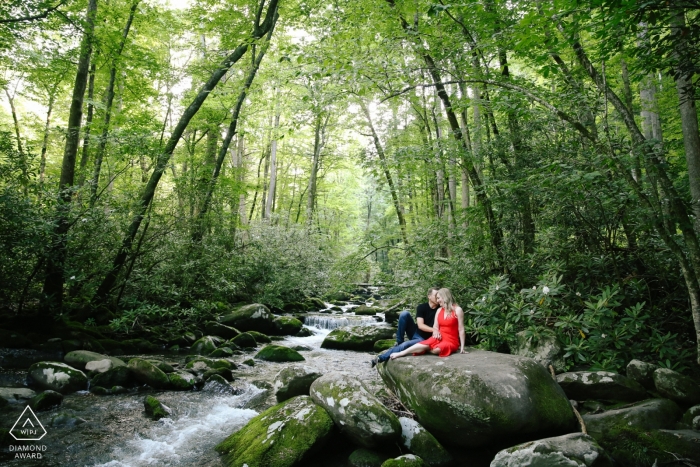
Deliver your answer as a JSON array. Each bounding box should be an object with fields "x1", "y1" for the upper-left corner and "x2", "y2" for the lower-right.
[{"x1": 370, "y1": 358, "x2": 377, "y2": 368}]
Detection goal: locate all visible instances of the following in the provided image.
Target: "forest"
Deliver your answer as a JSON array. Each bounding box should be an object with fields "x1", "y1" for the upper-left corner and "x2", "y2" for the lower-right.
[{"x1": 2, "y1": 0, "x2": 700, "y2": 376}]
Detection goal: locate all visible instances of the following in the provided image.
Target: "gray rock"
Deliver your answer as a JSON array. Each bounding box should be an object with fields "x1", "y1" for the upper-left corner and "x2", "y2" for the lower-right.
[
  {"x1": 85, "y1": 359, "x2": 113, "y2": 374},
  {"x1": 219, "y1": 303, "x2": 276, "y2": 334},
  {"x1": 204, "y1": 321, "x2": 240, "y2": 339},
  {"x1": 512, "y1": 329, "x2": 566, "y2": 373},
  {"x1": 0, "y1": 387, "x2": 36, "y2": 404},
  {"x1": 681, "y1": 405, "x2": 700, "y2": 428},
  {"x1": 64, "y1": 350, "x2": 126, "y2": 371},
  {"x1": 490, "y1": 433, "x2": 613, "y2": 467},
  {"x1": 215, "y1": 395, "x2": 334, "y2": 467},
  {"x1": 653, "y1": 368, "x2": 700, "y2": 406},
  {"x1": 556, "y1": 371, "x2": 648, "y2": 402},
  {"x1": 379, "y1": 349, "x2": 577, "y2": 448},
  {"x1": 310, "y1": 372, "x2": 401, "y2": 448},
  {"x1": 321, "y1": 326, "x2": 396, "y2": 351},
  {"x1": 91, "y1": 366, "x2": 131, "y2": 388},
  {"x1": 293, "y1": 344, "x2": 313, "y2": 351},
  {"x1": 168, "y1": 370, "x2": 196, "y2": 390},
  {"x1": 28, "y1": 390, "x2": 63, "y2": 412},
  {"x1": 625, "y1": 359, "x2": 659, "y2": 391},
  {"x1": 583, "y1": 398, "x2": 682, "y2": 440},
  {"x1": 28, "y1": 362, "x2": 88, "y2": 394},
  {"x1": 381, "y1": 454, "x2": 426, "y2": 467},
  {"x1": 202, "y1": 374, "x2": 237, "y2": 395},
  {"x1": 399, "y1": 417, "x2": 453, "y2": 467},
  {"x1": 653, "y1": 429, "x2": 700, "y2": 461},
  {"x1": 273, "y1": 366, "x2": 322, "y2": 402},
  {"x1": 190, "y1": 336, "x2": 224, "y2": 355},
  {"x1": 127, "y1": 358, "x2": 170, "y2": 389}
]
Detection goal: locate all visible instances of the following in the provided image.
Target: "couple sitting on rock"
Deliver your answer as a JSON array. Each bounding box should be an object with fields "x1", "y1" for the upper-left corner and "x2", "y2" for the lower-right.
[{"x1": 371, "y1": 287, "x2": 465, "y2": 367}]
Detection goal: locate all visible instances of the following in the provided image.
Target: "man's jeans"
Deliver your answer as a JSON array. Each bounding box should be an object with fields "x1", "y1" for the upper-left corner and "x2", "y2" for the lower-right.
[{"x1": 377, "y1": 311, "x2": 424, "y2": 362}]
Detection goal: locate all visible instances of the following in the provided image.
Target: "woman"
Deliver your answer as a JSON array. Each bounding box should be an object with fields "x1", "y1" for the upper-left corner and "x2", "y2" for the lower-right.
[{"x1": 390, "y1": 288, "x2": 465, "y2": 360}]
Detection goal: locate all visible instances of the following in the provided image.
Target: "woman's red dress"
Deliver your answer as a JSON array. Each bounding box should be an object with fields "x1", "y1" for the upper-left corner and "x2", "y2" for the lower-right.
[{"x1": 416, "y1": 307, "x2": 460, "y2": 357}]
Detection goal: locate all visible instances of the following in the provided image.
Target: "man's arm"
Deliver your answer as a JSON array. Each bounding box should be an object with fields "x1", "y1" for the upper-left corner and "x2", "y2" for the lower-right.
[{"x1": 416, "y1": 317, "x2": 433, "y2": 334}]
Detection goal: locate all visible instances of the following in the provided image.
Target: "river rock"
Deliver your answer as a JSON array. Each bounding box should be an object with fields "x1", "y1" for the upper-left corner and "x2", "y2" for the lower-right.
[
  {"x1": 349, "y1": 448, "x2": 389, "y2": 467},
  {"x1": 209, "y1": 347, "x2": 235, "y2": 358},
  {"x1": 491, "y1": 433, "x2": 613, "y2": 467},
  {"x1": 128, "y1": 358, "x2": 170, "y2": 389},
  {"x1": 64, "y1": 350, "x2": 126, "y2": 371},
  {"x1": 50, "y1": 413, "x2": 87, "y2": 427},
  {"x1": 28, "y1": 362, "x2": 88, "y2": 394},
  {"x1": 203, "y1": 374, "x2": 238, "y2": 395},
  {"x1": 625, "y1": 359, "x2": 659, "y2": 390},
  {"x1": 231, "y1": 332, "x2": 257, "y2": 349},
  {"x1": 274, "y1": 366, "x2": 322, "y2": 402},
  {"x1": 146, "y1": 360, "x2": 175, "y2": 373},
  {"x1": 583, "y1": 398, "x2": 682, "y2": 440},
  {"x1": 85, "y1": 359, "x2": 113, "y2": 374},
  {"x1": 653, "y1": 368, "x2": 700, "y2": 406},
  {"x1": 256, "y1": 345, "x2": 305, "y2": 362},
  {"x1": 296, "y1": 328, "x2": 314, "y2": 337},
  {"x1": 321, "y1": 326, "x2": 395, "y2": 351},
  {"x1": 381, "y1": 454, "x2": 426, "y2": 467},
  {"x1": 305, "y1": 297, "x2": 327, "y2": 310},
  {"x1": 399, "y1": 417, "x2": 452, "y2": 467},
  {"x1": 556, "y1": 371, "x2": 647, "y2": 402},
  {"x1": 248, "y1": 331, "x2": 272, "y2": 343},
  {"x1": 374, "y1": 339, "x2": 395, "y2": 352},
  {"x1": 144, "y1": 395, "x2": 171, "y2": 420},
  {"x1": 190, "y1": 335, "x2": 224, "y2": 355},
  {"x1": 0, "y1": 387, "x2": 36, "y2": 404},
  {"x1": 169, "y1": 370, "x2": 196, "y2": 390},
  {"x1": 379, "y1": 349, "x2": 577, "y2": 447},
  {"x1": 219, "y1": 303, "x2": 276, "y2": 334},
  {"x1": 354, "y1": 305, "x2": 382, "y2": 316},
  {"x1": 215, "y1": 395, "x2": 334, "y2": 467},
  {"x1": 681, "y1": 405, "x2": 700, "y2": 428},
  {"x1": 204, "y1": 321, "x2": 240, "y2": 339},
  {"x1": 310, "y1": 372, "x2": 401, "y2": 448},
  {"x1": 652, "y1": 429, "x2": 700, "y2": 463},
  {"x1": 91, "y1": 365, "x2": 131, "y2": 388},
  {"x1": 273, "y1": 316, "x2": 303, "y2": 335},
  {"x1": 28, "y1": 390, "x2": 63, "y2": 412},
  {"x1": 512, "y1": 329, "x2": 566, "y2": 372}
]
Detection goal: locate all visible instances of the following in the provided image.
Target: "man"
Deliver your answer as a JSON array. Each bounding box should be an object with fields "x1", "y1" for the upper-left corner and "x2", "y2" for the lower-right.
[{"x1": 371, "y1": 287, "x2": 440, "y2": 367}]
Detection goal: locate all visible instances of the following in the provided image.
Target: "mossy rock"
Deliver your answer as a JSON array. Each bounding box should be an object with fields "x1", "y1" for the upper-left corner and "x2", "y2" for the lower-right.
[
  {"x1": 247, "y1": 331, "x2": 272, "y2": 343},
  {"x1": 626, "y1": 360, "x2": 659, "y2": 391},
  {"x1": 220, "y1": 304, "x2": 276, "y2": 334},
  {"x1": 144, "y1": 395, "x2": 171, "y2": 420},
  {"x1": 243, "y1": 359, "x2": 255, "y2": 366},
  {"x1": 190, "y1": 335, "x2": 224, "y2": 355},
  {"x1": 491, "y1": 433, "x2": 613, "y2": 467},
  {"x1": 398, "y1": 417, "x2": 452, "y2": 466},
  {"x1": 185, "y1": 356, "x2": 233, "y2": 372},
  {"x1": 321, "y1": 326, "x2": 395, "y2": 351},
  {"x1": 232, "y1": 332, "x2": 257, "y2": 349},
  {"x1": 512, "y1": 328, "x2": 566, "y2": 373},
  {"x1": 272, "y1": 316, "x2": 303, "y2": 336},
  {"x1": 556, "y1": 371, "x2": 648, "y2": 402},
  {"x1": 28, "y1": 361, "x2": 88, "y2": 394},
  {"x1": 583, "y1": 398, "x2": 683, "y2": 440},
  {"x1": 380, "y1": 455, "x2": 426, "y2": 467},
  {"x1": 311, "y1": 372, "x2": 401, "y2": 448},
  {"x1": 273, "y1": 366, "x2": 322, "y2": 403},
  {"x1": 304, "y1": 297, "x2": 327, "y2": 310},
  {"x1": 349, "y1": 448, "x2": 389, "y2": 467},
  {"x1": 28, "y1": 390, "x2": 64, "y2": 412},
  {"x1": 296, "y1": 327, "x2": 313, "y2": 337},
  {"x1": 354, "y1": 305, "x2": 382, "y2": 315},
  {"x1": 283, "y1": 302, "x2": 309, "y2": 312},
  {"x1": 146, "y1": 359, "x2": 175, "y2": 373},
  {"x1": 204, "y1": 321, "x2": 240, "y2": 340},
  {"x1": 653, "y1": 368, "x2": 700, "y2": 406},
  {"x1": 255, "y1": 345, "x2": 305, "y2": 362},
  {"x1": 215, "y1": 395, "x2": 334, "y2": 467},
  {"x1": 64, "y1": 350, "x2": 126, "y2": 371},
  {"x1": 127, "y1": 358, "x2": 170, "y2": 389},
  {"x1": 92, "y1": 365, "x2": 131, "y2": 388},
  {"x1": 681, "y1": 404, "x2": 700, "y2": 427},
  {"x1": 202, "y1": 367, "x2": 234, "y2": 382},
  {"x1": 209, "y1": 347, "x2": 235, "y2": 358},
  {"x1": 374, "y1": 339, "x2": 396, "y2": 352},
  {"x1": 169, "y1": 370, "x2": 196, "y2": 390},
  {"x1": 594, "y1": 425, "x2": 700, "y2": 466},
  {"x1": 91, "y1": 385, "x2": 110, "y2": 395}
]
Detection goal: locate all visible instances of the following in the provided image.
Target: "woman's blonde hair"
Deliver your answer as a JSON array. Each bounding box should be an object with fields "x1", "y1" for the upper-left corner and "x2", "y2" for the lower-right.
[{"x1": 437, "y1": 288, "x2": 457, "y2": 316}]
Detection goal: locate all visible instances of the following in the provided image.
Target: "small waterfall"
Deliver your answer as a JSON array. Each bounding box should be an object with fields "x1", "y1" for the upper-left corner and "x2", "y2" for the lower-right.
[{"x1": 304, "y1": 315, "x2": 378, "y2": 330}]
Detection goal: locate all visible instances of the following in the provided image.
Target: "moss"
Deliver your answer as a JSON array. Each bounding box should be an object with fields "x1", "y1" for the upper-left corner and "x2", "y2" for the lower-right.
[
  {"x1": 374, "y1": 339, "x2": 396, "y2": 352},
  {"x1": 247, "y1": 331, "x2": 272, "y2": 343},
  {"x1": 517, "y1": 359, "x2": 577, "y2": 432},
  {"x1": 255, "y1": 345, "x2": 305, "y2": 362},
  {"x1": 349, "y1": 448, "x2": 388, "y2": 467},
  {"x1": 144, "y1": 395, "x2": 170, "y2": 420},
  {"x1": 273, "y1": 316, "x2": 303, "y2": 335},
  {"x1": 232, "y1": 332, "x2": 257, "y2": 348},
  {"x1": 598, "y1": 424, "x2": 695, "y2": 467},
  {"x1": 209, "y1": 347, "x2": 235, "y2": 358},
  {"x1": 215, "y1": 396, "x2": 334, "y2": 467},
  {"x1": 190, "y1": 336, "x2": 223, "y2": 355},
  {"x1": 29, "y1": 390, "x2": 63, "y2": 411},
  {"x1": 380, "y1": 454, "x2": 426, "y2": 467},
  {"x1": 127, "y1": 358, "x2": 170, "y2": 389},
  {"x1": 169, "y1": 371, "x2": 196, "y2": 390}
]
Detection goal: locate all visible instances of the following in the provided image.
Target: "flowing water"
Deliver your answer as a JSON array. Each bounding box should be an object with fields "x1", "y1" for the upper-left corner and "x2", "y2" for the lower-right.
[{"x1": 0, "y1": 310, "x2": 390, "y2": 467}]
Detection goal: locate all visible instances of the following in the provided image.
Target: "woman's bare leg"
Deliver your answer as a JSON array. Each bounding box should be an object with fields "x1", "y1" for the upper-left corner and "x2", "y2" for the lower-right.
[
  {"x1": 389, "y1": 343, "x2": 430, "y2": 360},
  {"x1": 430, "y1": 347, "x2": 441, "y2": 355}
]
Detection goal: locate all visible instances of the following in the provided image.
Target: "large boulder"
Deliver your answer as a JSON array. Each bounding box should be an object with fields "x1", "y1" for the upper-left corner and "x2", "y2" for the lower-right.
[
  {"x1": 219, "y1": 303, "x2": 276, "y2": 334},
  {"x1": 583, "y1": 398, "x2": 682, "y2": 440},
  {"x1": 398, "y1": 417, "x2": 452, "y2": 467},
  {"x1": 310, "y1": 372, "x2": 401, "y2": 448},
  {"x1": 274, "y1": 366, "x2": 322, "y2": 403},
  {"x1": 321, "y1": 326, "x2": 395, "y2": 351},
  {"x1": 127, "y1": 358, "x2": 170, "y2": 389},
  {"x1": 491, "y1": 433, "x2": 614, "y2": 467},
  {"x1": 512, "y1": 329, "x2": 566, "y2": 373},
  {"x1": 378, "y1": 350, "x2": 577, "y2": 448},
  {"x1": 64, "y1": 350, "x2": 126, "y2": 371},
  {"x1": 556, "y1": 371, "x2": 648, "y2": 402},
  {"x1": 91, "y1": 365, "x2": 131, "y2": 388},
  {"x1": 28, "y1": 362, "x2": 88, "y2": 394},
  {"x1": 190, "y1": 335, "x2": 224, "y2": 355},
  {"x1": 653, "y1": 368, "x2": 700, "y2": 406},
  {"x1": 273, "y1": 316, "x2": 303, "y2": 336},
  {"x1": 231, "y1": 332, "x2": 258, "y2": 349},
  {"x1": 591, "y1": 426, "x2": 700, "y2": 466},
  {"x1": 168, "y1": 370, "x2": 197, "y2": 390},
  {"x1": 625, "y1": 360, "x2": 659, "y2": 391},
  {"x1": 255, "y1": 345, "x2": 305, "y2": 362},
  {"x1": 215, "y1": 395, "x2": 334, "y2": 467},
  {"x1": 204, "y1": 321, "x2": 240, "y2": 340}
]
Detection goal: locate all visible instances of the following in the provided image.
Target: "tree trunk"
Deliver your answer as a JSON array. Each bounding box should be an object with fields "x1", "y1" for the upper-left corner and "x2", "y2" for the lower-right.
[
  {"x1": 94, "y1": 0, "x2": 279, "y2": 301},
  {"x1": 265, "y1": 112, "x2": 280, "y2": 219},
  {"x1": 42, "y1": 0, "x2": 98, "y2": 313},
  {"x1": 77, "y1": 61, "x2": 96, "y2": 186},
  {"x1": 39, "y1": 93, "x2": 55, "y2": 185}
]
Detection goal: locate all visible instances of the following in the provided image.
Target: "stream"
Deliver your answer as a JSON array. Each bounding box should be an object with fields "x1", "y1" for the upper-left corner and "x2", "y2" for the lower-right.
[{"x1": 0, "y1": 305, "x2": 389, "y2": 467}]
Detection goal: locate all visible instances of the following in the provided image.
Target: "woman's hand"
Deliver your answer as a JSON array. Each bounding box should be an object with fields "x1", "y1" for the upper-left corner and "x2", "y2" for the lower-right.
[{"x1": 432, "y1": 330, "x2": 441, "y2": 340}]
